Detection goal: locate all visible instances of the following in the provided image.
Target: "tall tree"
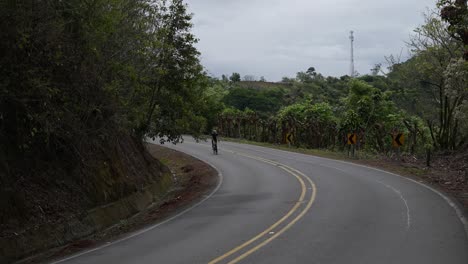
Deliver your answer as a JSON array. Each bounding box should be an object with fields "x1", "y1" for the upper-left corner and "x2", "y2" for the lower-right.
[
  {"x1": 230, "y1": 72, "x2": 241, "y2": 82},
  {"x1": 141, "y1": 0, "x2": 205, "y2": 142},
  {"x1": 390, "y1": 13, "x2": 465, "y2": 150},
  {"x1": 438, "y1": 0, "x2": 468, "y2": 60}
]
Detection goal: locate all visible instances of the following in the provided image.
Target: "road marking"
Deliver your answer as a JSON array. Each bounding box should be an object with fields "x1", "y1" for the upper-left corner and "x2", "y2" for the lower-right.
[
  {"x1": 222, "y1": 141, "x2": 468, "y2": 238},
  {"x1": 51, "y1": 149, "x2": 224, "y2": 264},
  {"x1": 226, "y1": 166, "x2": 316, "y2": 264},
  {"x1": 377, "y1": 180, "x2": 411, "y2": 230},
  {"x1": 319, "y1": 163, "x2": 411, "y2": 230},
  {"x1": 205, "y1": 148, "x2": 317, "y2": 264}
]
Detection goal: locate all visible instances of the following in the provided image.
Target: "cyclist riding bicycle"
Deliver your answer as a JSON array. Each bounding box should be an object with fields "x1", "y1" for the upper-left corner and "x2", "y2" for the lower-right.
[{"x1": 211, "y1": 129, "x2": 218, "y2": 154}]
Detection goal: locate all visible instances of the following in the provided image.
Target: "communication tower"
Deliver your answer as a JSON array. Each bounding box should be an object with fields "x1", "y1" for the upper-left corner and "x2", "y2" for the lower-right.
[{"x1": 350, "y1": 31, "x2": 355, "y2": 77}]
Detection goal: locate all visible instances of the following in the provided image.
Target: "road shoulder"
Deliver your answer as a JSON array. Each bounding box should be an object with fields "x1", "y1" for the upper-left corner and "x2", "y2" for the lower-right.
[{"x1": 19, "y1": 143, "x2": 219, "y2": 264}]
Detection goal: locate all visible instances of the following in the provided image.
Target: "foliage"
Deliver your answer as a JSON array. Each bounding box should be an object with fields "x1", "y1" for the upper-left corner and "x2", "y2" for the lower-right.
[
  {"x1": 3, "y1": 0, "x2": 465, "y2": 187},
  {"x1": 223, "y1": 86, "x2": 286, "y2": 117},
  {"x1": 391, "y1": 13, "x2": 466, "y2": 150},
  {"x1": 437, "y1": 0, "x2": 468, "y2": 60},
  {"x1": 0, "y1": 0, "x2": 207, "y2": 185},
  {"x1": 229, "y1": 72, "x2": 241, "y2": 82}
]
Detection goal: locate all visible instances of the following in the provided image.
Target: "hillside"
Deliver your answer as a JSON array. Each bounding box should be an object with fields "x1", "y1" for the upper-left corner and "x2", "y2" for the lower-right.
[
  {"x1": 0, "y1": 1, "x2": 211, "y2": 262},
  {"x1": 0, "y1": 135, "x2": 173, "y2": 262}
]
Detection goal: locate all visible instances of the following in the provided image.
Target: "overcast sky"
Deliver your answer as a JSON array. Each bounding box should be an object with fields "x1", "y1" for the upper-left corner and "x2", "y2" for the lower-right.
[{"x1": 185, "y1": 0, "x2": 437, "y2": 81}]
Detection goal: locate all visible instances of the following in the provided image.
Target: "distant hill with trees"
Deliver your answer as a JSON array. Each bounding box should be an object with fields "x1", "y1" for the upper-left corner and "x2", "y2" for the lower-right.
[{"x1": 208, "y1": 3, "x2": 467, "y2": 155}]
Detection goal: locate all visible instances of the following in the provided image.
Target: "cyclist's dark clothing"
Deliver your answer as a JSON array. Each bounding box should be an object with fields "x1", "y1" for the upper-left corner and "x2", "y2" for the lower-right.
[{"x1": 211, "y1": 132, "x2": 218, "y2": 143}]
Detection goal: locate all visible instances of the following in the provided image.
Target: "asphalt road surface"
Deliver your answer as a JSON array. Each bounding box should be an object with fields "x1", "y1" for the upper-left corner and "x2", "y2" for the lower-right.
[{"x1": 55, "y1": 138, "x2": 468, "y2": 264}]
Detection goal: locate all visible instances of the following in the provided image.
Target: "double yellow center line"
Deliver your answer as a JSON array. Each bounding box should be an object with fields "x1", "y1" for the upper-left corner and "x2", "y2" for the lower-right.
[{"x1": 208, "y1": 150, "x2": 317, "y2": 264}]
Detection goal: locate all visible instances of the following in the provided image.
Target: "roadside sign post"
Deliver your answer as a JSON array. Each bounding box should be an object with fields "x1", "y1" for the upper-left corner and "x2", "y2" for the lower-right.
[
  {"x1": 286, "y1": 132, "x2": 293, "y2": 147},
  {"x1": 392, "y1": 133, "x2": 405, "y2": 158},
  {"x1": 347, "y1": 133, "x2": 357, "y2": 158}
]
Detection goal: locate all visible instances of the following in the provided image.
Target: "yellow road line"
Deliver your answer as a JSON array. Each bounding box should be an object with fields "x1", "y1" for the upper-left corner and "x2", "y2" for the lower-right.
[
  {"x1": 208, "y1": 149, "x2": 317, "y2": 264},
  {"x1": 208, "y1": 165, "x2": 306, "y2": 263},
  {"x1": 228, "y1": 167, "x2": 316, "y2": 264}
]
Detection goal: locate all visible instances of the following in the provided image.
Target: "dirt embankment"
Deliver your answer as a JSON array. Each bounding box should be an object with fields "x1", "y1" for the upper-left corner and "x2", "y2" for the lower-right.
[
  {"x1": 40, "y1": 143, "x2": 219, "y2": 263},
  {"x1": 0, "y1": 138, "x2": 217, "y2": 263}
]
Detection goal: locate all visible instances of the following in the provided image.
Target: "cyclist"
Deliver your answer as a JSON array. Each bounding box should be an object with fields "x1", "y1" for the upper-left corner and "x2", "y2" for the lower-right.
[{"x1": 211, "y1": 129, "x2": 218, "y2": 154}]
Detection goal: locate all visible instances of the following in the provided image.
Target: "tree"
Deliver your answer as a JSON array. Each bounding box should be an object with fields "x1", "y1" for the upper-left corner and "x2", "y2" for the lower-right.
[
  {"x1": 339, "y1": 79, "x2": 403, "y2": 152},
  {"x1": 223, "y1": 87, "x2": 284, "y2": 115},
  {"x1": 197, "y1": 77, "x2": 228, "y2": 133},
  {"x1": 371, "y1": 63, "x2": 382, "y2": 76},
  {"x1": 438, "y1": 0, "x2": 468, "y2": 60},
  {"x1": 0, "y1": 0, "x2": 209, "y2": 231},
  {"x1": 230, "y1": 72, "x2": 241, "y2": 82},
  {"x1": 443, "y1": 58, "x2": 468, "y2": 147},
  {"x1": 0, "y1": 0, "x2": 207, "y2": 164},
  {"x1": 302, "y1": 102, "x2": 337, "y2": 148},
  {"x1": 404, "y1": 13, "x2": 465, "y2": 150},
  {"x1": 139, "y1": 0, "x2": 205, "y2": 143},
  {"x1": 219, "y1": 107, "x2": 243, "y2": 137},
  {"x1": 306, "y1": 67, "x2": 317, "y2": 76},
  {"x1": 281, "y1": 77, "x2": 295, "y2": 83}
]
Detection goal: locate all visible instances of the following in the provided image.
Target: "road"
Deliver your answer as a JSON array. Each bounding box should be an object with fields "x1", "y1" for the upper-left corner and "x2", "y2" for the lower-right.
[{"x1": 56, "y1": 138, "x2": 468, "y2": 264}]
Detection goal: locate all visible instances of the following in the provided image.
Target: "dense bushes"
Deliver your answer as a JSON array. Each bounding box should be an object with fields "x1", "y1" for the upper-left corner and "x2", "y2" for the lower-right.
[{"x1": 217, "y1": 79, "x2": 430, "y2": 154}]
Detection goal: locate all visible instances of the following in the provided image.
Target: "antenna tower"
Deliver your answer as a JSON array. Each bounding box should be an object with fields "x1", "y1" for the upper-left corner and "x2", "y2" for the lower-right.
[{"x1": 349, "y1": 31, "x2": 354, "y2": 77}]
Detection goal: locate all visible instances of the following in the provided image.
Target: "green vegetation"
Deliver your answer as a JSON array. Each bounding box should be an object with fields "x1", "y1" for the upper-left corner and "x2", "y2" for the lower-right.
[
  {"x1": 0, "y1": 0, "x2": 210, "y2": 157},
  {"x1": 0, "y1": 0, "x2": 465, "y2": 261},
  {"x1": 208, "y1": 4, "x2": 467, "y2": 155},
  {"x1": 0, "y1": 0, "x2": 212, "y2": 233},
  {"x1": 438, "y1": 0, "x2": 468, "y2": 60},
  {"x1": 0, "y1": 0, "x2": 466, "y2": 242}
]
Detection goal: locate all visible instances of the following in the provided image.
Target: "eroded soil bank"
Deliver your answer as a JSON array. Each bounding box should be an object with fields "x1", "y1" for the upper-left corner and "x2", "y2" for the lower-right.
[{"x1": 5, "y1": 142, "x2": 218, "y2": 264}]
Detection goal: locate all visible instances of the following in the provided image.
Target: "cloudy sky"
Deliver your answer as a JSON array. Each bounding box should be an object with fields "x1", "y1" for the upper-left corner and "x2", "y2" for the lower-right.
[{"x1": 185, "y1": 0, "x2": 436, "y2": 81}]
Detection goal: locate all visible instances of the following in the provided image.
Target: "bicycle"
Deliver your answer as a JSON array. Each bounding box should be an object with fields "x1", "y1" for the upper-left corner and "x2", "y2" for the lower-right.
[{"x1": 212, "y1": 139, "x2": 218, "y2": 155}]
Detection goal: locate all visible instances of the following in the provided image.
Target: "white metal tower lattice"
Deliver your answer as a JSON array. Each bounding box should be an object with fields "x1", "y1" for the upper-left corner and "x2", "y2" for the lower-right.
[{"x1": 349, "y1": 30, "x2": 354, "y2": 77}]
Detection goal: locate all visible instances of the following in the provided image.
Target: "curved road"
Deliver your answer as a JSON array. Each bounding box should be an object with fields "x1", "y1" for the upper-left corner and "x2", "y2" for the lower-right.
[{"x1": 56, "y1": 138, "x2": 468, "y2": 264}]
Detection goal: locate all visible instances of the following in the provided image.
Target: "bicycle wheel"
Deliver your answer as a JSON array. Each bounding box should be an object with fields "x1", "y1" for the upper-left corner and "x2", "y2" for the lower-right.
[{"x1": 212, "y1": 141, "x2": 218, "y2": 154}]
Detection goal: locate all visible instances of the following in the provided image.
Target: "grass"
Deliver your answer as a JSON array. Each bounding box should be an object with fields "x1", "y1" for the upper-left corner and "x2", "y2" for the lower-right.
[
  {"x1": 220, "y1": 137, "x2": 430, "y2": 180},
  {"x1": 221, "y1": 137, "x2": 377, "y2": 161},
  {"x1": 157, "y1": 157, "x2": 170, "y2": 166}
]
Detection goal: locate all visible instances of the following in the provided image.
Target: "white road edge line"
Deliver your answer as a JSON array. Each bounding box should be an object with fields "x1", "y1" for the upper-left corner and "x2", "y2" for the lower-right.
[
  {"x1": 376, "y1": 180, "x2": 411, "y2": 230},
  {"x1": 319, "y1": 163, "x2": 411, "y2": 230},
  {"x1": 51, "y1": 151, "x2": 224, "y2": 264},
  {"x1": 222, "y1": 141, "x2": 468, "y2": 238},
  {"x1": 334, "y1": 159, "x2": 467, "y2": 236}
]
